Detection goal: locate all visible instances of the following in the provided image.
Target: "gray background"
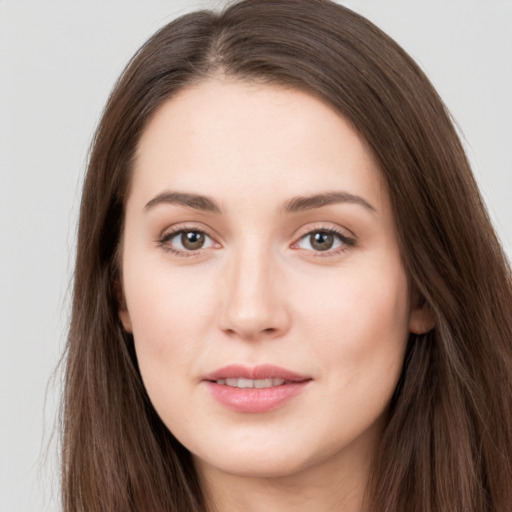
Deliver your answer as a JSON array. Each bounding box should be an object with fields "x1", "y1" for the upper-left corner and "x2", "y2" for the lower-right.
[{"x1": 1, "y1": 1, "x2": 511, "y2": 510}]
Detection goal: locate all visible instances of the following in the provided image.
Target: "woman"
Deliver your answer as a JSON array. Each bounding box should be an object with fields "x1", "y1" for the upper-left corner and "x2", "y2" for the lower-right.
[{"x1": 62, "y1": 0, "x2": 512, "y2": 510}]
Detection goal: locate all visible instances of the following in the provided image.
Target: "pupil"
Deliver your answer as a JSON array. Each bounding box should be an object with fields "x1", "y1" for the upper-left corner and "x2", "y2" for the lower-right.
[
  {"x1": 182, "y1": 231, "x2": 205, "y2": 250},
  {"x1": 311, "y1": 232, "x2": 333, "y2": 251}
]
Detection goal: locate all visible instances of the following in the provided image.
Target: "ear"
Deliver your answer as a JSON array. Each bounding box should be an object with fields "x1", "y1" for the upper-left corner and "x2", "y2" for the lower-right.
[
  {"x1": 408, "y1": 293, "x2": 435, "y2": 334},
  {"x1": 114, "y1": 278, "x2": 132, "y2": 333}
]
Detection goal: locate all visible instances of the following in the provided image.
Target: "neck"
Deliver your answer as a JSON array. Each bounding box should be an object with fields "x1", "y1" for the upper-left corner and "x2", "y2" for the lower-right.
[{"x1": 200, "y1": 465, "x2": 369, "y2": 512}]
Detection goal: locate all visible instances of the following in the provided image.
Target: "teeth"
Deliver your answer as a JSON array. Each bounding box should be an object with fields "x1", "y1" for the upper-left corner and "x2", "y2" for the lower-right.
[
  {"x1": 254, "y1": 378, "x2": 273, "y2": 389},
  {"x1": 230, "y1": 377, "x2": 253, "y2": 388},
  {"x1": 217, "y1": 378, "x2": 286, "y2": 388}
]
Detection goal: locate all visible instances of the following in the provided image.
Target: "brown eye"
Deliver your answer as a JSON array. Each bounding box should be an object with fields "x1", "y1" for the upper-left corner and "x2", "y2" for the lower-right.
[
  {"x1": 295, "y1": 229, "x2": 349, "y2": 253},
  {"x1": 161, "y1": 229, "x2": 216, "y2": 253},
  {"x1": 309, "y1": 232, "x2": 334, "y2": 251},
  {"x1": 181, "y1": 231, "x2": 205, "y2": 250}
]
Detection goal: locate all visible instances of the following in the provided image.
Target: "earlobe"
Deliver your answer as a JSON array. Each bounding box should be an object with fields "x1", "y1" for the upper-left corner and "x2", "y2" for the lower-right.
[
  {"x1": 409, "y1": 298, "x2": 435, "y2": 334},
  {"x1": 119, "y1": 308, "x2": 133, "y2": 333},
  {"x1": 114, "y1": 278, "x2": 133, "y2": 333}
]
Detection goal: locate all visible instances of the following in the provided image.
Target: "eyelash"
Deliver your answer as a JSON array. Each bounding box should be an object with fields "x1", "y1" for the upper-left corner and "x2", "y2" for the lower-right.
[
  {"x1": 157, "y1": 225, "x2": 218, "y2": 257},
  {"x1": 292, "y1": 226, "x2": 356, "y2": 257},
  {"x1": 156, "y1": 225, "x2": 356, "y2": 257}
]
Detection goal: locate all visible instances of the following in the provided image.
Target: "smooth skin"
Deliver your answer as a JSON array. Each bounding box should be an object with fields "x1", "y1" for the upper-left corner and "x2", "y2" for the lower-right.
[{"x1": 118, "y1": 79, "x2": 433, "y2": 512}]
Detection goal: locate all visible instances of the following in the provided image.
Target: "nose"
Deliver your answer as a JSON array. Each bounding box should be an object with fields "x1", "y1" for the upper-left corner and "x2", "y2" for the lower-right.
[{"x1": 217, "y1": 244, "x2": 291, "y2": 341}]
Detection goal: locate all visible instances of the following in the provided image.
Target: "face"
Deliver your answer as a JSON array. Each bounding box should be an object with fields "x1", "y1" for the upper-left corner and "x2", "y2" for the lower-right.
[{"x1": 119, "y1": 79, "x2": 431, "y2": 482}]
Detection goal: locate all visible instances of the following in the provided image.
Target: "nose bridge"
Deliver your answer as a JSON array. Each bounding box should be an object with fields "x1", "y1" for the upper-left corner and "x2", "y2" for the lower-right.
[{"x1": 219, "y1": 236, "x2": 289, "y2": 339}]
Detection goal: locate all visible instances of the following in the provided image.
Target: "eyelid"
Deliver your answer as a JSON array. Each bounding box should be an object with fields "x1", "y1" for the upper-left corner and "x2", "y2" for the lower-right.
[
  {"x1": 157, "y1": 223, "x2": 221, "y2": 256},
  {"x1": 155, "y1": 222, "x2": 356, "y2": 257},
  {"x1": 291, "y1": 223, "x2": 357, "y2": 256}
]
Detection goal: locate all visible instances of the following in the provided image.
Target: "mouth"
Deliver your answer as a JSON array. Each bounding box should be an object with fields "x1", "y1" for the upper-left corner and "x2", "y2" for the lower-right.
[
  {"x1": 203, "y1": 364, "x2": 312, "y2": 413},
  {"x1": 213, "y1": 377, "x2": 288, "y2": 388}
]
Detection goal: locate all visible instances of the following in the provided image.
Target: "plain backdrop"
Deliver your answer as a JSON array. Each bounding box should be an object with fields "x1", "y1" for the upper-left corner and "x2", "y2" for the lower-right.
[{"x1": 1, "y1": 1, "x2": 511, "y2": 511}]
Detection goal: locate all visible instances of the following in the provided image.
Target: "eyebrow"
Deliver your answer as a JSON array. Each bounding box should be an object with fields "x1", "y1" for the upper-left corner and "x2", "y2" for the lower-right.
[
  {"x1": 144, "y1": 191, "x2": 222, "y2": 214},
  {"x1": 283, "y1": 191, "x2": 377, "y2": 214},
  {"x1": 144, "y1": 189, "x2": 376, "y2": 215}
]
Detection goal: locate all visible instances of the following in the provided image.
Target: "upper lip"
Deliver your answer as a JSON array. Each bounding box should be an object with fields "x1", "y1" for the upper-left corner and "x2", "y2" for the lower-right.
[{"x1": 203, "y1": 364, "x2": 311, "y2": 382}]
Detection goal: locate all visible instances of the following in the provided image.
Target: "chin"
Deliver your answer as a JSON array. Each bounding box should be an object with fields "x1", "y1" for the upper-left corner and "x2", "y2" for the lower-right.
[
  {"x1": 190, "y1": 432, "x2": 344, "y2": 481},
  {"x1": 196, "y1": 451, "x2": 311, "y2": 480}
]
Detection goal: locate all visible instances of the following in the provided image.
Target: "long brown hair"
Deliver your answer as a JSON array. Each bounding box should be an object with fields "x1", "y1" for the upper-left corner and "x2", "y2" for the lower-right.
[{"x1": 62, "y1": 1, "x2": 512, "y2": 510}]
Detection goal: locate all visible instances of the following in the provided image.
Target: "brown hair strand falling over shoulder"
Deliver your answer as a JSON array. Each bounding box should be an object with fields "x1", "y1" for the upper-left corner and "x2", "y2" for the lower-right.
[{"x1": 63, "y1": 1, "x2": 512, "y2": 510}]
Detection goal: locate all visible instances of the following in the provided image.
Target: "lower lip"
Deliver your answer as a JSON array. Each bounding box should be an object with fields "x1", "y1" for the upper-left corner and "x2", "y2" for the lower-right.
[{"x1": 205, "y1": 381, "x2": 310, "y2": 413}]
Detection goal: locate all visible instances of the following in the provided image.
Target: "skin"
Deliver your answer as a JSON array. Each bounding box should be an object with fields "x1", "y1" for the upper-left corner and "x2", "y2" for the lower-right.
[{"x1": 119, "y1": 79, "x2": 433, "y2": 512}]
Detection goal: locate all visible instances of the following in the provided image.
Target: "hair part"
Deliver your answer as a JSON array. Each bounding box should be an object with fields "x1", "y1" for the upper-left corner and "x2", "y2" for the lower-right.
[{"x1": 63, "y1": 1, "x2": 512, "y2": 510}]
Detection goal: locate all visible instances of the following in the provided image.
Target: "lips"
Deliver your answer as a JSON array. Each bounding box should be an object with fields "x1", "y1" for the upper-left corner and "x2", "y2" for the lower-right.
[{"x1": 203, "y1": 364, "x2": 312, "y2": 413}]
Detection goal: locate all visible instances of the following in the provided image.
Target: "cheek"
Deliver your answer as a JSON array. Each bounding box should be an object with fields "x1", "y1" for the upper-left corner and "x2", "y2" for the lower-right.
[
  {"x1": 283, "y1": 263, "x2": 409, "y2": 453},
  {"x1": 295, "y1": 261, "x2": 410, "y2": 389},
  {"x1": 126, "y1": 261, "x2": 215, "y2": 340},
  {"x1": 122, "y1": 263, "x2": 218, "y2": 402}
]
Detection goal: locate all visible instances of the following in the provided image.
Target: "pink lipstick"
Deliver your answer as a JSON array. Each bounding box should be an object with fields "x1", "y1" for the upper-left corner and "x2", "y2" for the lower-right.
[{"x1": 203, "y1": 364, "x2": 312, "y2": 413}]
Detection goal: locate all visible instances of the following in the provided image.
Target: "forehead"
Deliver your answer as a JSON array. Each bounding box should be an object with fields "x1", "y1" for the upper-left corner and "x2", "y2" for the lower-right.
[{"x1": 130, "y1": 79, "x2": 387, "y2": 211}]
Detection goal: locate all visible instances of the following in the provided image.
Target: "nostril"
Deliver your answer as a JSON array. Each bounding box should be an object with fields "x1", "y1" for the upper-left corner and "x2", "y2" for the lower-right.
[{"x1": 221, "y1": 324, "x2": 284, "y2": 341}]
